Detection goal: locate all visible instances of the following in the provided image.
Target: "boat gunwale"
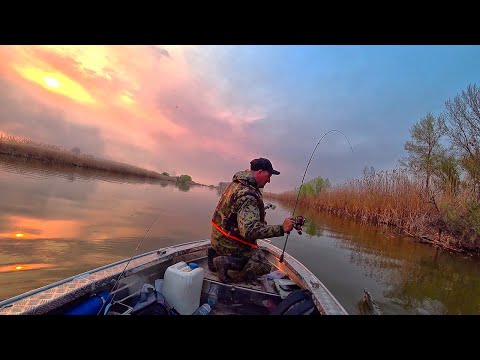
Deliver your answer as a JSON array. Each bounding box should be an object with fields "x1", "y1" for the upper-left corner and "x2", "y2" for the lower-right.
[
  {"x1": 258, "y1": 240, "x2": 348, "y2": 315},
  {"x1": 0, "y1": 239, "x2": 210, "y2": 314},
  {"x1": 0, "y1": 239, "x2": 348, "y2": 315}
]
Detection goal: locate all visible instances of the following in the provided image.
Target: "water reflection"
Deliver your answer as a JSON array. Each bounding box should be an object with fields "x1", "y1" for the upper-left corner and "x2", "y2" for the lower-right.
[
  {"x1": 266, "y1": 202, "x2": 480, "y2": 315},
  {"x1": 175, "y1": 181, "x2": 191, "y2": 192},
  {"x1": 0, "y1": 262, "x2": 55, "y2": 273},
  {"x1": 1, "y1": 155, "x2": 479, "y2": 314},
  {"x1": 0, "y1": 155, "x2": 218, "y2": 300},
  {"x1": 0, "y1": 154, "x2": 176, "y2": 186}
]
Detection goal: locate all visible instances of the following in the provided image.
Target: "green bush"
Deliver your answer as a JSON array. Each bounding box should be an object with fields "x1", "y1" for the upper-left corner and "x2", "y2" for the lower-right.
[
  {"x1": 442, "y1": 200, "x2": 480, "y2": 248},
  {"x1": 177, "y1": 174, "x2": 192, "y2": 183},
  {"x1": 298, "y1": 176, "x2": 330, "y2": 198}
]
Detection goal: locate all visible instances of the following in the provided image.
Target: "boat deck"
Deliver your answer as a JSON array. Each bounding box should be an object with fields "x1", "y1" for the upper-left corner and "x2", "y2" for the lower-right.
[
  {"x1": 197, "y1": 257, "x2": 278, "y2": 293},
  {"x1": 195, "y1": 257, "x2": 288, "y2": 315}
]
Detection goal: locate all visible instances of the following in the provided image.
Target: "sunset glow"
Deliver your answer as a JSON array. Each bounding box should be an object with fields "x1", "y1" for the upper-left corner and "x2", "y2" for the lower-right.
[
  {"x1": 2, "y1": 44, "x2": 480, "y2": 316},
  {"x1": 0, "y1": 263, "x2": 55, "y2": 273},
  {"x1": 3, "y1": 216, "x2": 82, "y2": 240},
  {"x1": 44, "y1": 76, "x2": 59, "y2": 88},
  {"x1": 120, "y1": 91, "x2": 136, "y2": 105},
  {"x1": 14, "y1": 65, "x2": 96, "y2": 105},
  {"x1": 1, "y1": 45, "x2": 480, "y2": 191}
]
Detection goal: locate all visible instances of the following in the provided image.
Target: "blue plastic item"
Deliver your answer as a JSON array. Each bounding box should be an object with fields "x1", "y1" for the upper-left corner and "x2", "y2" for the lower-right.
[
  {"x1": 192, "y1": 296, "x2": 217, "y2": 315},
  {"x1": 192, "y1": 303, "x2": 211, "y2": 315},
  {"x1": 65, "y1": 290, "x2": 112, "y2": 315},
  {"x1": 188, "y1": 262, "x2": 198, "y2": 270}
]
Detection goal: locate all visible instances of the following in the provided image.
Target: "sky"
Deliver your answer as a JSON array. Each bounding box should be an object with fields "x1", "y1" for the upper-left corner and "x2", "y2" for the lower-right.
[{"x1": 0, "y1": 45, "x2": 479, "y2": 193}]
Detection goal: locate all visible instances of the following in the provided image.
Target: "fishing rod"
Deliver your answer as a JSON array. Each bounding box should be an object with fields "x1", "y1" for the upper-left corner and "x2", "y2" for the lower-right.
[
  {"x1": 97, "y1": 211, "x2": 163, "y2": 315},
  {"x1": 279, "y1": 129, "x2": 353, "y2": 263}
]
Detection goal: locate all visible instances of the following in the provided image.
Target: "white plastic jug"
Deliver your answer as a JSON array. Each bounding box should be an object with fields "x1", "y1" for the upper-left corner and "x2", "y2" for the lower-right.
[{"x1": 162, "y1": 261, "x2": 204, "y2": 315}]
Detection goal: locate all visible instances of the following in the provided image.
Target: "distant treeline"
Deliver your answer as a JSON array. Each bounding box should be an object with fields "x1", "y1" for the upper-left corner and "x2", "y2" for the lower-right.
[
  {"x1": 266, "y1": 82, "x2": 480, "y2": 257},
  {"x1": 0, "y1": 134, "x2": 196, "y2": 184}
]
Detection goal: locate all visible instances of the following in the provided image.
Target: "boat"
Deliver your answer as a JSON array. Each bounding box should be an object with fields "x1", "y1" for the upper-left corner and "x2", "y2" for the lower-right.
[{"x1": 0, "y1": 239, "x2": 348, "y2": 315}]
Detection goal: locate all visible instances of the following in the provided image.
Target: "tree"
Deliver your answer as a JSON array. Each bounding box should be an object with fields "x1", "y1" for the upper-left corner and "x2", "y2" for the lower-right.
[
  {"x1": 177, "y1": 174, "x2": 192, "y2": 183},
  {"x1": 399, "y1": 113, "x2": 445, "y2": 192},
  {"x1": 161, "y1": 172, "x2": 170, "y2": 176},
  {"x1": 312, "y1": 177, "x2": 330, "y2": 193},
  {"x1": 70, "y1": 147, "x2": 81, "y2": 156},
  {"x1": 298, "y1": 176, "x2": 330, "y2": 197},
  {"x1": 434, "y1": 154, "x2": 460, "y2": 196},
  {"x1": 441, "y1": 83, "x2": 480, "y2": 195}
]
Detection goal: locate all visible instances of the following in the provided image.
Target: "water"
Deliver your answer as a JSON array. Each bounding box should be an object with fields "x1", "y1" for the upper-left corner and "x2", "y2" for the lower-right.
[{"x1": 1, "y1": 154, "x2": 479, "y2": 314}]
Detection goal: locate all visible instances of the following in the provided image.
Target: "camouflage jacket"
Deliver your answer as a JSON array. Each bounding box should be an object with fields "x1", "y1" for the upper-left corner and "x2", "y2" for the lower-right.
[{"x1": 211, "y1": 170, "x2": 284, "y2": 254}]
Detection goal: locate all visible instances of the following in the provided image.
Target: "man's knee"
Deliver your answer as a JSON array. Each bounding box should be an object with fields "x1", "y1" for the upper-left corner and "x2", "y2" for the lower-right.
[
  {"x1": 242, "y1": 260, "x2": 271, "y2": 277},
  {"x1": 213, "y1": 255, "x2": 248, "y2": 283}
]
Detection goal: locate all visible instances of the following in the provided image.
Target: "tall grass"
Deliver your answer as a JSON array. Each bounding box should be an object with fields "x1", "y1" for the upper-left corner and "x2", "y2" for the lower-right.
[
  {"x1": 0, "y1": 133, "x2": 176, "y2": 182},
  {"x1": 266, "y1": 168, "x2": 479, "y2": 256}
]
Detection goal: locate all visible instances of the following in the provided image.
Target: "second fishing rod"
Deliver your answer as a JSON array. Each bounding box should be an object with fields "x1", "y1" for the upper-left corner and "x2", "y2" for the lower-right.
[{"x1": 279, "y1": 129, "x2": 353, "y2": 263}]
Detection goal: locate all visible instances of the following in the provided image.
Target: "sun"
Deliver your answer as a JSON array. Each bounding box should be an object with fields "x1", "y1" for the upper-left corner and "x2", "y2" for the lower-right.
[
  {"x1": 44, "y1": 77, "x2": 60, "y2": 88},
  {"x1": 14, "y1": 65, "x2": 95, "y2": 105}
]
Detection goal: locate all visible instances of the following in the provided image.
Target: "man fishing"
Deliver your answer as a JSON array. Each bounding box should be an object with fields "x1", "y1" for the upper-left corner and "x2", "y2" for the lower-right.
[{"x1": 208, "y1": 157, "x2": 297, "y2": 283}]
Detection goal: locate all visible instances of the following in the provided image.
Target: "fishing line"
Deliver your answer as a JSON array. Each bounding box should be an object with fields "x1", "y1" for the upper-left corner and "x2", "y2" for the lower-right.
[
  {"x1": 279, "y1": 129, "x2": 353, "y2": 263},
  {"x1": 97, "y1": 211, "x2": 163, "y2": 315}
]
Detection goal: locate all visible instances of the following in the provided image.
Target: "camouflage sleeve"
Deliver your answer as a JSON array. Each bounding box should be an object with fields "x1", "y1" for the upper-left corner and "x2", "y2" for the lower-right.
[{"x1": 237, "y1": 195, "x2": 284, "y2": 241}]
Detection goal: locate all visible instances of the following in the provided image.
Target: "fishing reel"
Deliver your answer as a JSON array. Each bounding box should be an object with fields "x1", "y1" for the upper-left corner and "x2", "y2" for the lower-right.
[
  {"x1": 265, "y1": 203, "x2": 277, "y2": 211},
  {"x1": 287, "y1": 215, "x2": 306, "y2": 235}
]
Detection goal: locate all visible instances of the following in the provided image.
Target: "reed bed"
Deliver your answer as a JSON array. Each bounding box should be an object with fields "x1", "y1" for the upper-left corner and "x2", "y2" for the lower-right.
[
  {"x1": 266, "y1": 169, "x2": 479, "y2": 256},
  {"x1": 0, "y1": 133, "x2": 175, "y2": 182}
]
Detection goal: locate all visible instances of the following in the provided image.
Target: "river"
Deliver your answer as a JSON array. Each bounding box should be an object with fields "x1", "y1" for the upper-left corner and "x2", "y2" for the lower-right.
[{"x1": 1, "y1": 155, "x2": 479, "y2": 314}]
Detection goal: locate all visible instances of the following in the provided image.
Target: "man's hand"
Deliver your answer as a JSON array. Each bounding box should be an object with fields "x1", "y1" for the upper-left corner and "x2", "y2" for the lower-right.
[{"x1": 282, "y1": 217, "x2": 295, "y2": 233}]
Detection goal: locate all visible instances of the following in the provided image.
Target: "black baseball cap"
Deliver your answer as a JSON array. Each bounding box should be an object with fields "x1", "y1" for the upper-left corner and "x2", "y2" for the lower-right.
[{"x1": 250, "y1": 158, "x2": 280, "y2": 175}]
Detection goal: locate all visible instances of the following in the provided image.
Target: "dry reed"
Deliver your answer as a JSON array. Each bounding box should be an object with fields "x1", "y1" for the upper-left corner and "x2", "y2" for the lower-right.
[
  {"x1": 0, "y1": 133, "x2": 175, "y2": 182},
  {"x1": 266, "y1": 168, "x2": 479, "y2": 256}
]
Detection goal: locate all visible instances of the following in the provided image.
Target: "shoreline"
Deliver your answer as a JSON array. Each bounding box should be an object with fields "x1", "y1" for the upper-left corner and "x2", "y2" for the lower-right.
[
  {"x1": 0, "y1": 137, "x2": 211, "y2": 187},
  {"x1": 265, "y1": 194, "x2": 480, "y2": 259}
]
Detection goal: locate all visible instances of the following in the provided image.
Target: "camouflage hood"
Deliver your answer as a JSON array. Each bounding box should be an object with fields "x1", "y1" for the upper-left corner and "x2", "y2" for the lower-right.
[{"x1": 231, "y1": 170, "x2": 259, "y2": 190}]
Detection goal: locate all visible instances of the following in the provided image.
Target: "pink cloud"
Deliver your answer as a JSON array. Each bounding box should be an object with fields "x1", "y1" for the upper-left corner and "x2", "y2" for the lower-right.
[{"x1": 0, "y1": 45, "x2": 271, "y2": 186}]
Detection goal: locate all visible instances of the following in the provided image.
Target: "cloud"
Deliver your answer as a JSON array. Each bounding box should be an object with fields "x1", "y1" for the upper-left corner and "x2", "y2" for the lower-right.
[
  {"x1": 0, "y1": 76, "x2": 105, "y2": 155},
  {"x1": 1, "y1": 45, "x2": 480, "y2": 192},
  {"x1": 0, "y1": 45, "x2": 393, "y2": 190}
]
